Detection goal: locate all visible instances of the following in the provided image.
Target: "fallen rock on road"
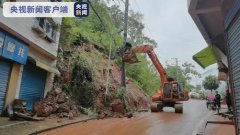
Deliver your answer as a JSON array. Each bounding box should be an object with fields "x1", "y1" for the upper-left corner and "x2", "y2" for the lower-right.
[{"x1": 33, "y1": 88, "x2": 80, "y2": 119}]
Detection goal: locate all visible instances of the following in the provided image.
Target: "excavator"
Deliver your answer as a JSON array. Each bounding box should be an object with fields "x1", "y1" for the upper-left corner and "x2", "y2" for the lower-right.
[{"x1": 123, "y1": 44, "x2": 189, "y2": 113}]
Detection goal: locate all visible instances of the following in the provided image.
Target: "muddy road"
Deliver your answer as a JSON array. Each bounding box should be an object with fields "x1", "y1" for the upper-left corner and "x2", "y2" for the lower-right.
[{"x1": 41, "y1": 100, "x2": 209, "y2": 135}]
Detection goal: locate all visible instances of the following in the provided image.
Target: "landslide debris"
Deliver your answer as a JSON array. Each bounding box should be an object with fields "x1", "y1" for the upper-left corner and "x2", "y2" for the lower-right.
[
  {"x1": 32, "y1": 43, "x2": 151, "y2": 119},
  {"x1": 33, "y1": 88, "x2": 80, "y2": 119}
]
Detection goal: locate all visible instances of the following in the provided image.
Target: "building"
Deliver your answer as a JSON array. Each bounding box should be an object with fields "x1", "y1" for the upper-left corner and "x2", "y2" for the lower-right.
[
  {"x1": 188, "y1": 0, "x2": 240, "y2": 134},
  {"x1": 0, "y1": 1, "x2": 61, "y2": 113}
]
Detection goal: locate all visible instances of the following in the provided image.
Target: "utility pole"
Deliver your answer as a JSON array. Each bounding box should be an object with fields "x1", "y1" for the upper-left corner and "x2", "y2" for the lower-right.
[
  {"x1": 172, "y1": 58, "x2": 179, "y2": 82},
  {"x1": 121, "y1": 0, "x2": 129, "y2": 87}
]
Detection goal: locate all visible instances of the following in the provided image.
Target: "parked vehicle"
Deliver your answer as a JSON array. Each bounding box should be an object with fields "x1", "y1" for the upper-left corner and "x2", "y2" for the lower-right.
[
  {"x1": 206, "y1": 99, "x2": 216, "y2": 110},
  {"x1": 189, "y1": 92, "x2": 200, "y2": 99}
]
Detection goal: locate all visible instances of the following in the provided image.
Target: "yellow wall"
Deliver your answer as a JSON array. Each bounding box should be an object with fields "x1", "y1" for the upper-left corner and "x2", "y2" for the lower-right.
[
  {"x1": 44, "y1": 72, "x2": 55, "y2": 97},
  {"x1": 4, "y1": 63, "x2": 21, "y2": 107}
]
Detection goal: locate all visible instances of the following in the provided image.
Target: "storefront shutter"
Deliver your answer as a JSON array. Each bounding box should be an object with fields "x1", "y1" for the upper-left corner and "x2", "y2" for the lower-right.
[
  {"x1": 0, "y1": 60, "x2": 11, "y2": 114},
  {"x1": 226, "y1": 13, "x2": 240, "y2": 133},
  {"x1": 19, "y1": 61, "x2": 47, "y2": 110}
]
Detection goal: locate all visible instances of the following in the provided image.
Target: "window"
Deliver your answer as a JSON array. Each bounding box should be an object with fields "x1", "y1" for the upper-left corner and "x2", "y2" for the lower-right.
[
  {"x1": 163, "y1": 83, "x2": 171, "y2": 98},
  {"x1": 38, "y1": 18, "x2": 45, "y2": 29},
  {"x1": 32, "y1": 18, "x2": 58, "y2": 42}
]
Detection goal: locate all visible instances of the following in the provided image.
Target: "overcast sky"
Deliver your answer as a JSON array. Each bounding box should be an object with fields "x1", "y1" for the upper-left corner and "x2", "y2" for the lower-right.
[{"x1": 114, "y1": 0, "x2": 213, "y2": 73}]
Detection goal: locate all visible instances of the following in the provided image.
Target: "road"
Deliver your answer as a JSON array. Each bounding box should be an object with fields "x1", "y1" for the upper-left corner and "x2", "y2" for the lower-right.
[{"x1": 41, "y1": 100, "x2": 210, "y2": 135}]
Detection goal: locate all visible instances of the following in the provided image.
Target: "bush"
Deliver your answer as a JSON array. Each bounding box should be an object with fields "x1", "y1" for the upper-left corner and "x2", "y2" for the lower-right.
[
  {"x1": 71, "y1": 56, "x2": 97, "y2": 107},
  {"x1": 126, "y1": 54, "x2": 160, "y2": 96},
  {"x1": 81, "y1": 107, "x2": 98, "y2": 117},
  {"x1": 117, "y1": 87, "x2": 126, "y2": 99}
]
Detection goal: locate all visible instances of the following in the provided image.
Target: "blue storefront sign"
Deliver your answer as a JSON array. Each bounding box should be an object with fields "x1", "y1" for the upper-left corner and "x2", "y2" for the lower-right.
[
  {"x1": 0, "y1": 30, "x2": 29, "y2": 65},
  {"x1": 0, "y1": 31, "x2": 5, "y2": 56}
]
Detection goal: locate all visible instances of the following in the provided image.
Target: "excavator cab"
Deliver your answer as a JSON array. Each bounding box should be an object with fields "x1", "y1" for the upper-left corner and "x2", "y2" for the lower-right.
[
  {"x1": 151, "y1": 82, "x2": 188, "y2": 113},
  {"x1": 162, "y1": 82, "x2": 188, "y2": 100},
  {"x1": 152, "y1": 82, "x2": 188, "y2": 102}
]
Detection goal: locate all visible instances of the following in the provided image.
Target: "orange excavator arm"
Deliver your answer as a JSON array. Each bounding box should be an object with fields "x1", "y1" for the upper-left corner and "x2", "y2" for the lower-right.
[
  {"x1": 123, "y1": 45, "x2": 189, "y2": 113},
  {"x1": 131, "y1": 45, "x2": 168, "y2": 88},
  {"x1": 123, "y1": 44, "x2": 189, "y2": 113},
  {"x1": 123, "y1": 44, "x2": 168, "y2": 100}
]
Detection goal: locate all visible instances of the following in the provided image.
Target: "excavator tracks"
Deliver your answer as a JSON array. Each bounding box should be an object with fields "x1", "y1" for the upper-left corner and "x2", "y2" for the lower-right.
[
  {"x1": 151, "y1": 102, "x2": 183, "y2": 113},
  {"x1": 150, "y1": 102, "x2": 163, "y2": 112},
  {"x1": 174, "y1": 103, "x2": 183, "y2": 113}
]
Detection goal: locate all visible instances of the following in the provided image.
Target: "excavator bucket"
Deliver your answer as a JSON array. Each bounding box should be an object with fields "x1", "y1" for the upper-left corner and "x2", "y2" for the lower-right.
[{"x1": 123, "y1": 49, "x2": 139, "y2": 64}]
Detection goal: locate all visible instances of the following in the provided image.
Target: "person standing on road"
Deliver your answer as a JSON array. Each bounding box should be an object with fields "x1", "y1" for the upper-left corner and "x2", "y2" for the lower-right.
[
  {"x1": 226, "y1": 89, "x2": 232, "y2": 112},
  {"x1": 215, "y1": 91, "x2": 221, "y2": 109}
]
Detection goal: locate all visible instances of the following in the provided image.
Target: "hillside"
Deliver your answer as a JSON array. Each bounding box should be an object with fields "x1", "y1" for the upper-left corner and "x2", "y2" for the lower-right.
[
  {"x1": 49, "y1": 0, "x2": 160, "y2": 118},
  {"x1": 55, "y1": 43, "x2": 150, "y2": 118}
]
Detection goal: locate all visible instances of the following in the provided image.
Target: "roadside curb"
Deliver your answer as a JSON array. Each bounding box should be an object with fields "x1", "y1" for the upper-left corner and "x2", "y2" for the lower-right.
[
  {"x1": 0, "y1": 121, "x2": 29, "y2": 129},
  {"x1": 29, "y1": 117, "x2": 97, "y2": 135},
  {"x1": 192, "y1": 111, "x2": 213, "y2": 135}
]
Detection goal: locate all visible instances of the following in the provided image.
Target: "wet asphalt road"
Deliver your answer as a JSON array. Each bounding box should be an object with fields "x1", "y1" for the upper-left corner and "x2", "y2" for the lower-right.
[{"x1": 41, "y1": 100, "x2": 209, "y2": 135}]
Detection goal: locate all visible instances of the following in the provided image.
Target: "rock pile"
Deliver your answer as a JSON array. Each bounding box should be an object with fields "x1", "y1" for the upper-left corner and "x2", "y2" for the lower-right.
[{"x1": 33, "y1": 88, "x2": 80, "y2": 119}]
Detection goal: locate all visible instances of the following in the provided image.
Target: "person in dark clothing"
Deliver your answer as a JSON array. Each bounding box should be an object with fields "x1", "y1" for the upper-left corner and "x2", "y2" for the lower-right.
[
  {"x1": 215, "y1": 91, "x2": 221, "y2": 108},
  {"x1": 226, "y1": 89, "x2": 232, "y2": 112},
  {"x1": 124, "y1": 42, "x2": 132, "y2": 52}
]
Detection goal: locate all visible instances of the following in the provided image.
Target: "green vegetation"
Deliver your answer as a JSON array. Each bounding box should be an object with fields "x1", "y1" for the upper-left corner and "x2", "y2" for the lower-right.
[
  {"x1": 166, "y1": 65, "x2": 188, "y2": 89},
  {"x1": 166, "y1": 62, "x2": 201, "y2": 91},
  {"x1": 202, "y1": 75, "x2": 220, "y2": 93},
  {"x1": 59, "y1": 1, "x2": 201, "y2": 98},
  {"x1": 58, "y1": 1, "x2": 161, "y2": 97},
  {"x1": 71, "y1": 56, "x2": 97, "y2": 107},
  {"x1": 195, "y1": 84, "x2": 202, "y2": 91},
  {"x1": 126, "y1": 54, "x2": 160, "y2": 96},
  {"x1": 81, "y1": 107, "x2": 98, "y2": 117},
  {"x1": 59, "y1": 0, "x2": 123, "y2": 52},
  {"x1": 108, "y1": 5, "x2": 157, "y2": 46},
  {"x1": 117, "y1": 87, "x2": 126, "y2": 99}
]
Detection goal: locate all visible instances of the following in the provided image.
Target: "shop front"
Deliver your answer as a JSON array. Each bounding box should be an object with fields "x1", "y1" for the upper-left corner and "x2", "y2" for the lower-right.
[{"x1": 0, "y1": 29, "x2": 29, "y2": 114}]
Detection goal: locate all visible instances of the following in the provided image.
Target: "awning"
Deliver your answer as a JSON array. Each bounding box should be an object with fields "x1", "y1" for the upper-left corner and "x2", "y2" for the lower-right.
[
  {"x1": 36, "y1": 60, "x2": 60, "y2": 75},
  {"x1": 193, "y1": 47, "x2": 218, "y2": 69}
]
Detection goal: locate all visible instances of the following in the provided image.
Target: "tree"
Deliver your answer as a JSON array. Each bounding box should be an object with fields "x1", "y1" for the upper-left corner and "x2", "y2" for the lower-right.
[
  {"x1": 182, "y1": 62, "x2": 201, "y2": 81},
  {"x1": 166, "y1": 65, "x2": 187, "y2": 88},
  {"x1": 126, "y1": 54, "x2": 160, "y2": 96},
  {"x1": 202, "y1": 75, "x2": 219, "y2": 93},
  {"x1": 59, "y1": 0, "x2": 123, "y2": 52},
  {"x1": 108, "y1": 5, "x2": 157, "y2": 47},
  {"x1": 166, "y1": 62, "x2": 201, "y2": 91},
  {"x1": 195, "y1": 84, "x2": 202, "y2": 91},
  {"x1": 107, "y1": 4, "x2": 158, "y2": 95}
]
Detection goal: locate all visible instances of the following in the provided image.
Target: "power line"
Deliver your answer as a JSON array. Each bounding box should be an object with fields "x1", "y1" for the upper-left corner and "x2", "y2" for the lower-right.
[
  {"x1": 87, "y1": 0, "x2": 117, "y2": 97},
  {"x1": 87, "y1": 0, "x2": 117, "y2": 46}
]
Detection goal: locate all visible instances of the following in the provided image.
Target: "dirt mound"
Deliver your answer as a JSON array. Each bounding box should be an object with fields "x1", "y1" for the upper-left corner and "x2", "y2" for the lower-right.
[
  {"x1": 56, "y1": 44, "x2": 151, "y2": 119},
  {"x1": 33, "y1": 88, "x2": 80, "y2": 119},
  {"x1": 125, "y1": 80, "x2": 151, "y2": 112}
]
